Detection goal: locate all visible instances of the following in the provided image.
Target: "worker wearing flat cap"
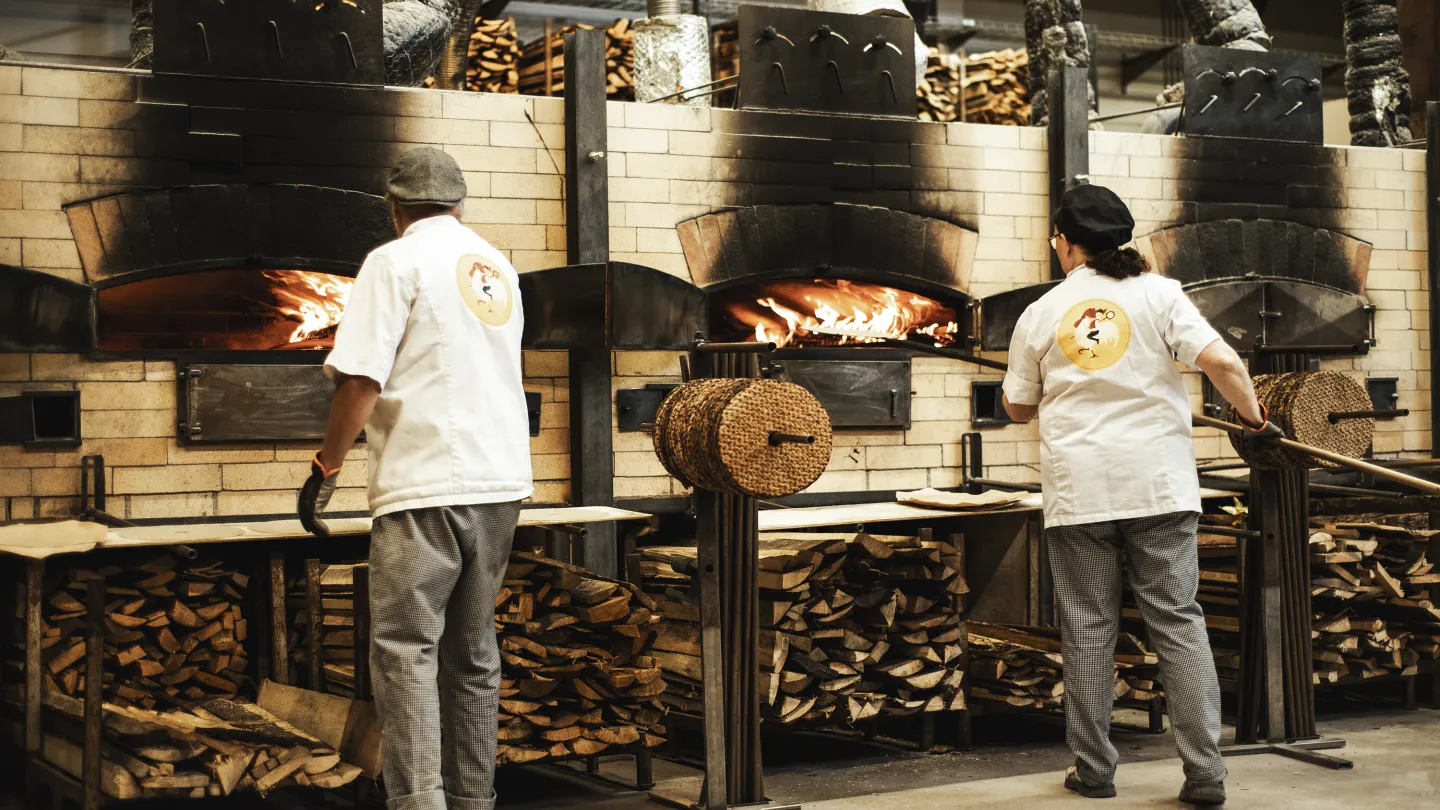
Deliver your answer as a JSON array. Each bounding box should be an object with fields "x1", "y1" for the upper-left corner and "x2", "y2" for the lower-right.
[
  {"x1": 1001, "y1": 184, "x2": 1281, "y2": 806},
  {"x1": 298, "y1": 146, "x2": 532, "y2": 810}
]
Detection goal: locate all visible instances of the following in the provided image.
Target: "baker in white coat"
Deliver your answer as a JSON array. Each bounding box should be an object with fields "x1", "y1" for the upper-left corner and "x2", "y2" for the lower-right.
[
  {"x1": 1001, "y1": 184, "x2": 1281, "y2": 807},
  {"x1": 298, "y1": 147, "x2": 533, "y2": 810}
]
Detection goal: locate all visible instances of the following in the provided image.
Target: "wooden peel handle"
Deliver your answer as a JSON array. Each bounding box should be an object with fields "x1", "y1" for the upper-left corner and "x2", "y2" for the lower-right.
[{"x1": 1192, "y1": 413, "x2": 1440, "y2": 496}]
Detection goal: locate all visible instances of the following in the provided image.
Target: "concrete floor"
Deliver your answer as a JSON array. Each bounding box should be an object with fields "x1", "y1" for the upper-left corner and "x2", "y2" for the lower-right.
[{"x1": 498, "y1": 707, "x2": 1440, "y2": 809}]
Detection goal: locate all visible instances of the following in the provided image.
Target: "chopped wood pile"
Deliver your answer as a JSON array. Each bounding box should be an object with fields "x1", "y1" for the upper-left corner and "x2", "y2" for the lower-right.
[
  {"x1": 1193, "y1": 521, "x2": 1440, "y2": 686},
  {"x1": 515, "y1": 20, "x2": 636, "y2": 99},
  {"x1": 290, "y1": 564, "x2": 359, "y2": 697},
  {"x1": 8, "y1": 687, "x2": 360, "y2": 800},
  {"x1": 295, "y1": 554, "x2": 668, "y2": 765},
  {"x1": 917, "y1": 48, "x2": 1029, "y2": 125},
  {"x1": 968, "y1": 622, "x2": 1164, "y2": 710},
  {"x1": 464, "y1": 17, "x2": 522, "y2": 94},
  {"x1": 711, "y1": 19, "x2": 740, "y2": 107},
  {"x1": 641, "y1": 531, "x2": 969, "y2": 726},
  {"x1": 492, "y1": 552, "x2": 666, "y2": 764},
  {"x1": 10, "y1": 552, "x2": 250, "y2": 709}
]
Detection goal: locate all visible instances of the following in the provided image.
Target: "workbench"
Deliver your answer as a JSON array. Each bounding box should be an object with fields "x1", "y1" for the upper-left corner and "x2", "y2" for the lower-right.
[{"x1": 1, "y1": 505, "x2": 653, "y2": 809}]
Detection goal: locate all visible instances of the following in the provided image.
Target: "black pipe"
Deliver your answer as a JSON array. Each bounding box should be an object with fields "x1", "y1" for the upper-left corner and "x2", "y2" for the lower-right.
[
  {"x1": 874, "y1": 337, "x2": 1011, "y2": 372},
  {"x1": 1429, "y1": 102, "x2": 1440, "y2": 462},
  {"x1": 967, "y1": 477, "x2": 1043, "y2": 493},
  {"x1": 768, "y1": 432, "x2": 815, "y2": 446},
  {"x1": 1328, "y1": 409, "x2": 1408, "y2": 423},
  {"x1": 695, "y1": 341, "x2": 776, "y2": 354}
]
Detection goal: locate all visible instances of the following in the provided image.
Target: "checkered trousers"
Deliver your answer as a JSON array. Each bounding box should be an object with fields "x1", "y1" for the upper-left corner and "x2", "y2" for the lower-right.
[
  {"x1": 1046, "y1": 511, "x2": 1227, "y2": 787},
  {"x1": 369, "y1": 501, "x2": 522, "y2": 810}
]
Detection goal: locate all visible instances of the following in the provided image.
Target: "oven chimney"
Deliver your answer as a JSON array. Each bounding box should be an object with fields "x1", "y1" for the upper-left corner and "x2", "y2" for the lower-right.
[{"x1": 632, "y1": 0, "x2": 713, "y2": 105}]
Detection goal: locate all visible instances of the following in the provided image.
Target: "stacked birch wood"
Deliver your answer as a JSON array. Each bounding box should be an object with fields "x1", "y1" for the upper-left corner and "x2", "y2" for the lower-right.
[
  {"x1": 11, "y1": 688, "x2": 361, "y2": 800},
  {"x1": 641, "y1": 531, "x2": 969, "y2": 726},
  {"x1": 289, "y1": 564, "x2": 359, "y2": 696},
  {"x1": 515, "y1": 20, "x2": 636, "y2": 99},
  {"x1": 464, "y1": 17, "x2": 523, "y2": 93},
  {"x1": 293, "y1": 555, "x2": 669, "y2": 765},
  {"x1": 711, "y1": 19, "x2": 740, "y2": 107},
  {"x1": 967, "y1": 623, "x2": 1164, "y2": 710},
  {"x1": 1193, "y1": 521, "x2": 1440, "y2": 686},
  {"x1": 9, "y1": 552, "x2": 250, "y2": 708},
  {"x1": 917, "y1": 48, "x2": 1030, "y2": 125}
]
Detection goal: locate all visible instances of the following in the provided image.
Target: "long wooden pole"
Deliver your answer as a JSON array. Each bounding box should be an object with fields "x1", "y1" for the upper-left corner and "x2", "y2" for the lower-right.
[{"x1": 1193, "y1": 413, "x2": 1440, "y2": 496}]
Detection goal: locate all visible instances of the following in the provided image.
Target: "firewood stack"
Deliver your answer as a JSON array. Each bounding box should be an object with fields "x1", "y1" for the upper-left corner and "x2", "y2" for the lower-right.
[
  {"x1": 1192, "y1": 521, "x2": 1440, "y2": 686},
  {"x1": 18, "y1": 688, "x2": 361, "y2": 800},
  {"x1": 9, "y1": 552, "x2": 250, "y2": 709},
  {"x1": 292, "y1": 554, "x2": 668, "y2": 766},
  {"x1": 641, "y1": 530, "x2": 969, "y2": 726},
  {"x1": 290, "y1": 564, "x2": 359, "y2": 696},
  {"x1": 917, "y1": 48, "x2": 1030, "y2": 125},
  {"x1": 516, "y1": 20, "x2": 636, "y2": 99},
  {"x1": 968, "y1": 623, "x2": 1163, "y2": 710},
  {"x1": 464, "y1": 17, "x2": 522, "y2": 93},
  {"x1": 711, "y1": 19, "x2": 740, "y2": 107},
  {"x1": 493, "y1": 552, "x2": 666, "y2": 764}
]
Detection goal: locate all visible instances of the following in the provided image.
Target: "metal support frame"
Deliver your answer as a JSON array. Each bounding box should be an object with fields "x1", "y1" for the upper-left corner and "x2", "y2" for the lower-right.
[
  {"x1": 564, "y1": 29, "x2": 618, "y2": 578},
  {"x1": 1047, "y1": 66, "x2": 1091, "y2": 281},
  {"x1": 650, "y1": 341, "x2": 798, "y2": 810},
  {"x1": 1222, "y1": 348, "x2": 1350, "y2": 770},
  {"x1": 1428, "y1": 102, "x2": 1440, "y2": 460}
]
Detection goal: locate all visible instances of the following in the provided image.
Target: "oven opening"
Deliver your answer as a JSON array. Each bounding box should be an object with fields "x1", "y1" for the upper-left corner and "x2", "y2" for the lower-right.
[
  {"x1": 709, "y1": 278, "x2": 961, "y2": 348},
  {"x1": 96, "y1": 268, "x2": 355, "y2": 352}
]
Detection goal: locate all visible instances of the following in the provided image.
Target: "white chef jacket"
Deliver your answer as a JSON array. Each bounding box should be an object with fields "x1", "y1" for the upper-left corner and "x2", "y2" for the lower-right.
[
  {"x1": 1001, "y1": 264, "x2": 1223, "y2": 528},
  {"x1": 324, "y1": 215, "x2": 534, "y2": 517}
]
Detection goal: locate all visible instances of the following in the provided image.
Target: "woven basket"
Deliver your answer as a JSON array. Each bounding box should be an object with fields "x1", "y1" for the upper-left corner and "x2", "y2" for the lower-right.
[
  {"x1": 653, "y1": 379, "x2": 833, "y2": 497},
  {"x1": 1226, "y1": 371, "x2": 1373, "y2": 469}
]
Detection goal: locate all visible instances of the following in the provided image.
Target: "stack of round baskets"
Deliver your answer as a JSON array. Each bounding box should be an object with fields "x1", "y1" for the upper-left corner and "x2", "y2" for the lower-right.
[
  {"x1": 653, "y1": 378, "x2": 833, "y2": 497},
  {"x1": 1224, "y1": 370, "x2": 1374, "y2": 469}
]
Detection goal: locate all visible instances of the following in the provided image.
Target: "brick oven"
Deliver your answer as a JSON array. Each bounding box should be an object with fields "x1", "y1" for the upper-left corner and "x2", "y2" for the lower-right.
[{"x1": 0, "y1": 27, "x2": 1432, "y2": 540}]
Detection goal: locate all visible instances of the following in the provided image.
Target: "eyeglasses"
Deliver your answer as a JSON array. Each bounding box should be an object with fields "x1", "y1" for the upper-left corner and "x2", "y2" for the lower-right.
[{"x1": 1049, "y1": 234, "x2": 1060, "y2": 251}]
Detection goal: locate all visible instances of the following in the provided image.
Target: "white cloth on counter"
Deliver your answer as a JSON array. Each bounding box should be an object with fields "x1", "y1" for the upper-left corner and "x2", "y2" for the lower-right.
[
  {"x1": 325, "y1": 215, "x2": 533, "y2": 517},
  {"x1": 1002, "y1": 264, "x2": 1223, "y2": 528}
]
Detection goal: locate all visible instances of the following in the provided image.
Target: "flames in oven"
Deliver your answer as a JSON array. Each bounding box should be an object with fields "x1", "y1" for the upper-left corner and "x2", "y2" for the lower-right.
[
  {"x1": 263, "y1": 270, "x2": 354, "y2": 348},
  {"x1": 714, "y1": 279, "x2": 960, "y2": 348},
  {"x1": 96, "y1": 268, "x2": 355, "y2": 352}
]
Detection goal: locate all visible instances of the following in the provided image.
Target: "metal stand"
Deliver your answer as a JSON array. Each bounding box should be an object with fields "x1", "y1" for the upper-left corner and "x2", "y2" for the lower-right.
[
  {"x1": 1223, "y1": 348, "x2": 1350, "y2": 769},
  {"x1": 649, "y1": 339, "x2": 799, "y2": 810}
]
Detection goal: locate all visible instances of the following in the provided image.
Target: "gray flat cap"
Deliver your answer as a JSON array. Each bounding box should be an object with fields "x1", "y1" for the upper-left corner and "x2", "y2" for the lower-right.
[{"x1": 387, "y1": 146, "x2": 467, "y2": 206}]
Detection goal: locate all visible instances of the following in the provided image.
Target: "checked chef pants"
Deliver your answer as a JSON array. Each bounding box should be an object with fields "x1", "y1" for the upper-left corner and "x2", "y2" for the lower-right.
[
  {"x1": 369, "y1": 501, "x2": 521, "y2": 810},
  {"x1": 1045, "y1": 511, "x2": 1227, "y2": 788}
]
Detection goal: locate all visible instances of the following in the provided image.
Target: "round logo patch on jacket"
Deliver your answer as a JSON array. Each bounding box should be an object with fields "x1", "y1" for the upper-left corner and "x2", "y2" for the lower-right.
[
  {"x1": 457, "y1": 255, "x2": 514, "y2": 326},
  {"x1": 1057, "y1": 299, "x2": 1131, "y2": 370}
]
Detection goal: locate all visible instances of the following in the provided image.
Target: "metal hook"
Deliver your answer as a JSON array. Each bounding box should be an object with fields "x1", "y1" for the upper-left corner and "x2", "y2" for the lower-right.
[
  {"x1": 268, "y1": 20, "x2": 284, "y2": 60},
  {"x1": 1199, "y1": 94, "x2": 1218, "y2": 114},
  {"x1": 770, "y1": 61, "x2": 788, "y2": 95},
  {"x1": 1195, "y1": 68, "x2": 1236, "y2": 85},
  {"x1": 1242, "y1": 92, "x2": 1261, "y2": 112},
  {"x1": 881, "y1": 70, "x2": 897, "y2": 103},
  {"x1": 864, "y1": 35, "x2": 903, "y2": 55},
  {"x1": 811, "y1": 25, "x2": 850, "y2": 45},
  {"x1": 1283, "y1": 76, "x2": 1321, "y2": 93},
  {"x1": 195, "y1": 22, "x2": 212, "y2": 64},
  {"x1": 755, "y1": 25, "x2": 795, "y2": 46},
  {"x1": 1283, "y1": 100, "x2": 1304, "y2": 116},
  {"x1": 339, "y1": 31, "x2": 359, "y2": 69},
  {"x1": 825, "y1": 60, "x2": 844, "y2": 93},
  {"x1": 1238, "y1": 67, "x2": 1269, "y2": 80}
]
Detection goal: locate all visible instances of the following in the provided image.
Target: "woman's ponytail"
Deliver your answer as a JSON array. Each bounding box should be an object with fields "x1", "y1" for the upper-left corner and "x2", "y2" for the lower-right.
[{"x1": 1088, "y1": 246, "x2": 1150, "y2": 279}]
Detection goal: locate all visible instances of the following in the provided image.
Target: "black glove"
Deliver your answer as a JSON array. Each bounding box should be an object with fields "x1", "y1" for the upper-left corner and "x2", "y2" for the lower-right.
[
  {"x1": 1237, "y1": 405, "x2": 1285, "y2": 442},
  {"x1": 298, "y1": 451, "x2": 341, "y2": 537}
]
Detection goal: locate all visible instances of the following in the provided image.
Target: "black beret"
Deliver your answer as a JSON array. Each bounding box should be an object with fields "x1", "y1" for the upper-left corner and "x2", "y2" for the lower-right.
[
  {"x1": 387, "y1": 146, "x2": 467, "y2": 207},
  {"x1": 1054, "y1": 183, "x2": 1134, "y2": 252}
]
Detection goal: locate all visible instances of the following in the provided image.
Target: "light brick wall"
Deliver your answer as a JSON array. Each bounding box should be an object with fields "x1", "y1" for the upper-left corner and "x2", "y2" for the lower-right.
[
  {"x1": 0, "y1": 65, "x2": 574, "y2": 520},
  {"x1": 1091, "y1": 130, "x2": 1431, "y2": 463}
]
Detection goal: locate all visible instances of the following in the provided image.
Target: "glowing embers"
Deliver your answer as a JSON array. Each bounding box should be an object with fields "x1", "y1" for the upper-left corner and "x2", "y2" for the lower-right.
[
  {"x1": 713, "y1": 279, "x2": 960, "y2": 348},
  {"x1": 96, "y1": 269, "x2": 355, "y2": 352}
]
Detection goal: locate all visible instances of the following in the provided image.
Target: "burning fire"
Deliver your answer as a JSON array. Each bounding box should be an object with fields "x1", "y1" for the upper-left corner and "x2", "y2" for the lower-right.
[
  {"x1": 263, "y1": 270, "x2": 354, "y2": 347},
  {"x1": 728, "y1": 279, "x2": 959, "y2": 348}
]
